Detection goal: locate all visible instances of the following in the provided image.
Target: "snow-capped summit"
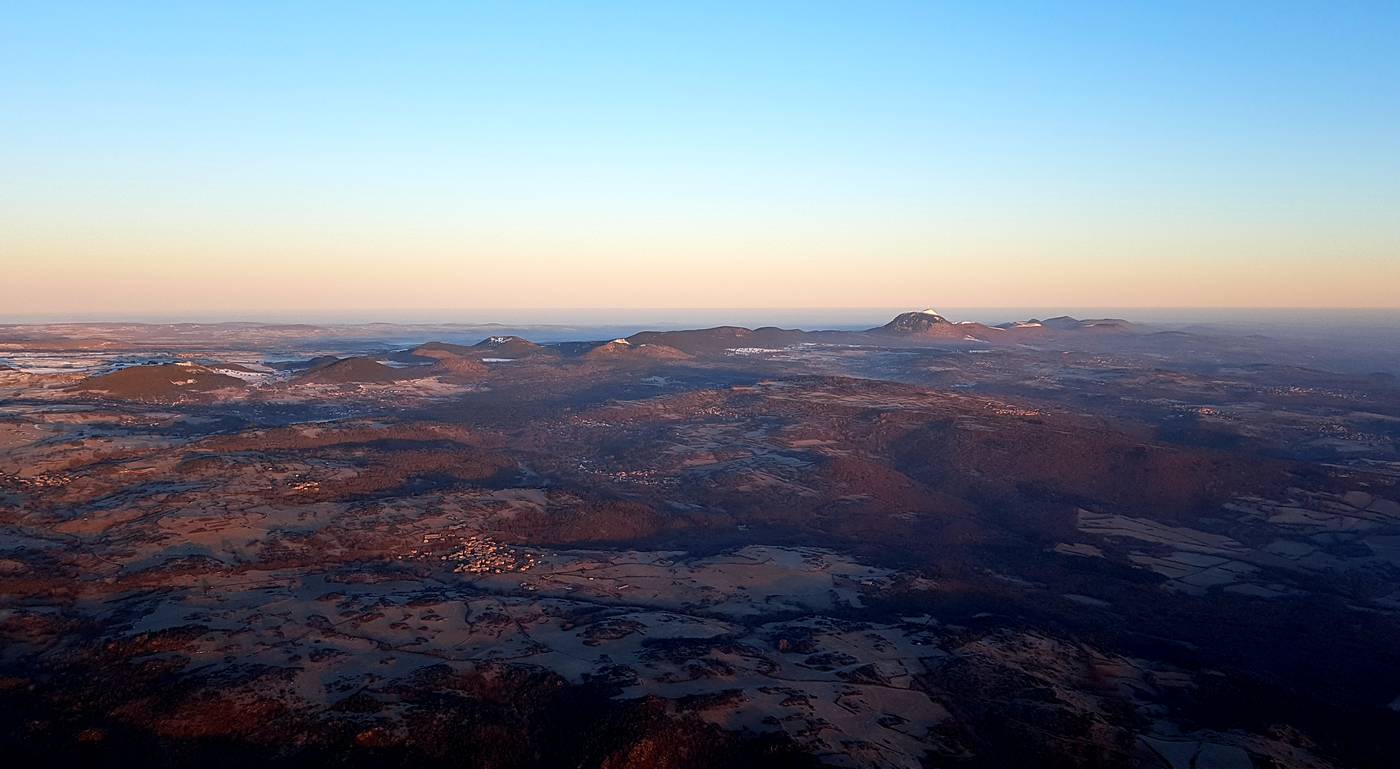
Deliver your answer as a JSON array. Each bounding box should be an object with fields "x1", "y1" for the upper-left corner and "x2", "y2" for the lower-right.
[
  {"x1": 583, "y1": 338, "x2": 692, "y2": 362},
  {"x1": 475, "y1": 335, "x2": 539, "y2": 349},
  {"x1": 872, "y1": 309, "x2": 957, "y2": 335},
  {"x1": 468, "y1": 335, "x2": 554, "y2": 358}
]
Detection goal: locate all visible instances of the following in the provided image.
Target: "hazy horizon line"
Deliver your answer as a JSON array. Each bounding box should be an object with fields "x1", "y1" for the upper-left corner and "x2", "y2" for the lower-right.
[{"x1": 5, "y1": 306, "x2": 1400, "y2": 328}]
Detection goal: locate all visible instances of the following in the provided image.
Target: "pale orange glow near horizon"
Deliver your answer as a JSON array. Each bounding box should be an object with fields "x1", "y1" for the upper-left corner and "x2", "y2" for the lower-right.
[{"x1": 5, "y1": 221, "x2": 1398, "y2": 316}]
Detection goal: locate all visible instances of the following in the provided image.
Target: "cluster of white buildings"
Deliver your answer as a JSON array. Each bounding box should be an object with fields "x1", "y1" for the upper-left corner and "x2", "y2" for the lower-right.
[{"x1": 401, "y1": 532, "x2": 538, "y2": 575}]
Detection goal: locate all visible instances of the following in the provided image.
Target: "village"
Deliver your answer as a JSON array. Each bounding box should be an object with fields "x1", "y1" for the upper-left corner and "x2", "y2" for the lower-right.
[{"x1": 400, "y1": 532, "x2": 540, "y2": 575}]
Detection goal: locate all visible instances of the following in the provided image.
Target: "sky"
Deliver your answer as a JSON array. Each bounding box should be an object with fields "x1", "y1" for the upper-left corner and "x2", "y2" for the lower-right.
[{"x1": 3, "y1": 1, "x2": 1399, "y2": 319}]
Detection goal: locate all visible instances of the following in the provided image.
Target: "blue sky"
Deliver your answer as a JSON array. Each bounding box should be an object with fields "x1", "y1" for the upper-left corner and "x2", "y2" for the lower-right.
[{"x1": 3, "y1": 2, "x2": 1398, "y2": 314}]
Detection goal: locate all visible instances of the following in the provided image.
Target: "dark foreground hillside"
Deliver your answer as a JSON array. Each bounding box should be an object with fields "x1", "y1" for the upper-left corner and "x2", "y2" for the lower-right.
[{"x1": 3, "y1": 318, "x2": 1400, "y2": 768}]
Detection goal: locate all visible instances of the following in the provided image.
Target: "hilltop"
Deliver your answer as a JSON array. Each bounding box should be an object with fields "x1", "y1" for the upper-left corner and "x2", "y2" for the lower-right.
[
  {"x1": 472, "y1": 335, "x2": 554, "y2": 359},
  {"x1": 293, "y1": 357, "x2": 408, "y2": 384},
  {"x1": 74, "y1": 362, "x2": 247, "y2": 400},
  {"x1": 870, "y1": 309, "x2": 1000, "y2": 340},
  {"x1": 582, "y1": 338, "x2": 693, "y2": 362}
]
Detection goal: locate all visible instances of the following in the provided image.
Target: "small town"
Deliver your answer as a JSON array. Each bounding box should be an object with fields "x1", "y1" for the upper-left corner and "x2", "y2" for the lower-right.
[{"x1": 401, "y1": 532, "x2": 539, "y2": 575}]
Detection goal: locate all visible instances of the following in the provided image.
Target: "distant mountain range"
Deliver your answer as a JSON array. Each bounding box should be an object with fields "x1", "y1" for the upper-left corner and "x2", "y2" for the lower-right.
[
  {"x1": 868, "y1": 308, "x2": 1134, "y2": 339},
  {"x1": 623, "y1": 308, "x2": 1135, "y2": 354},
  {"x1": 58, "y1": 309, "x2": 1141, "y2": 398}
]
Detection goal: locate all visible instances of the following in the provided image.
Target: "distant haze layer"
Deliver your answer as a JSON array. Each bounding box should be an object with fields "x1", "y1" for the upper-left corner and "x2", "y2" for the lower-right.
[{"x1": 4, "y1": 308, "x2": 1400, "y2": 336}]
